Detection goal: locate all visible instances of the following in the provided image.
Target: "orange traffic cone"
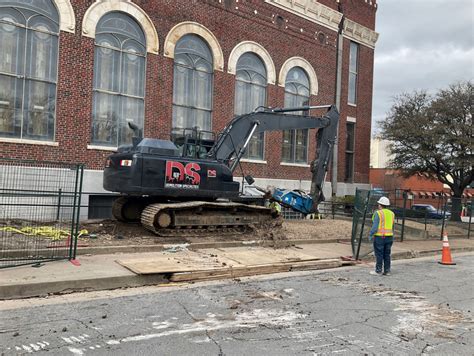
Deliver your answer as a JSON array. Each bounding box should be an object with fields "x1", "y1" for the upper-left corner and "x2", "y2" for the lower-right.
[{"x1": 438, "y1": 232, "x2": 456, "y2": 265}]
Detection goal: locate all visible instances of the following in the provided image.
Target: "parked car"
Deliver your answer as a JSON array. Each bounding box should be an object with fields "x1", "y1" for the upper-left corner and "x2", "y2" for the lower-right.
[{"x1": 393, "y1": 204, "x2": 451, "y2": 220}]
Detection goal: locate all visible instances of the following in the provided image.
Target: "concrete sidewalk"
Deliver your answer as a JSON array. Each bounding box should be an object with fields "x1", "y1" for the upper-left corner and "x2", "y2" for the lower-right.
[{"x1": 1, "y1": 239, "x2": 473, "y2": 300}]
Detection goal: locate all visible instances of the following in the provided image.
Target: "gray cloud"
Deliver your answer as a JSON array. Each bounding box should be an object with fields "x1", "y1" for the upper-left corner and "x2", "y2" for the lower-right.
[{"x1": 372, "y1": 0, "x2": 474, "y2": 134}]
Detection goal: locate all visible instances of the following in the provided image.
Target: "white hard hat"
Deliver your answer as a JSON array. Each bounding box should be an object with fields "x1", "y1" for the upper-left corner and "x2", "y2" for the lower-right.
[{"x1": 377, "y1": 196, "x2": 390, "y2": 206}]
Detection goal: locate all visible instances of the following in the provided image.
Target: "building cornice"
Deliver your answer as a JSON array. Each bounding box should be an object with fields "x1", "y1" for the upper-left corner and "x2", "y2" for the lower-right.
[
  {"x1": 265, "y1": 0, "x2": 342, "y2": 32},
  {"x1": 264, "y1": 0, "x2": 378, "y2": 48},
  {"x1": 343, "y1": 18, "x2": 378, "y2": 49}
]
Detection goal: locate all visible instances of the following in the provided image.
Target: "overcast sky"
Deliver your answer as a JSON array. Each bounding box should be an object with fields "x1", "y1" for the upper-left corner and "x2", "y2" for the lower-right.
[{"x1": 372, "y1": 0, "x2": 474, "y2": 135}]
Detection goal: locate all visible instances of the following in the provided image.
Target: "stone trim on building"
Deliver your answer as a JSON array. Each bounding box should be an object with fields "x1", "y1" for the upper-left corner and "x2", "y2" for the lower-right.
[
  {"x1": 0, "y1": 138, "x2": 59, "y2": 146},
  {"x1": 278, "y1": 56, "x2": 318, "y2": 95},
  {"x1": 54, "y1": 0, "x2": 76, "y2": 33},
  {"x1": 265, "y1": 0, "x2": 342, "y2": 32},
  {"x1": 264, "y1": 0, "x2": 378, "y2": 48},
  {"x1": 343, "y1": 18, "x2": 379, "y2": 49},
  {"x1": 82, "y1": 0, "x2": 159, "y2": 54},
  {"x1": 164, "y1": 21, "x2": 224, "y2": 71},
  {"x1": 227, "y1": 41, "x2": 276, "y2": 85}
]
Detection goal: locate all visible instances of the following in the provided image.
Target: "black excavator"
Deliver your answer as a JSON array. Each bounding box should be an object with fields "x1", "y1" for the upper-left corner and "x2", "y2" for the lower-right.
[{"x1": 103, "y1": 105, "x2": 339, "y2": 236}]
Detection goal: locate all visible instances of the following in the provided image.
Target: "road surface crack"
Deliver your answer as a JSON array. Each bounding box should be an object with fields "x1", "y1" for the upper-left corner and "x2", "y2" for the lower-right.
[{"x1": 206, "y1": 330, "x2": 224, "y2": 356}]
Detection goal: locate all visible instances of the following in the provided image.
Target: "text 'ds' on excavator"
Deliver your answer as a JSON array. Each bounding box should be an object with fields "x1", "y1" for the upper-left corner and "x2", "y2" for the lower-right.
[{"x1": 103, "y1": 105, "x2": 339, "y2": 236}]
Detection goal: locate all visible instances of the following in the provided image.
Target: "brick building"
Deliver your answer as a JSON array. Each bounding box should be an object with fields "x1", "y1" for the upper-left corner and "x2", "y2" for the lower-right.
[{"x1": 0, "y1": 0, "x2": 378, "y2": 217}]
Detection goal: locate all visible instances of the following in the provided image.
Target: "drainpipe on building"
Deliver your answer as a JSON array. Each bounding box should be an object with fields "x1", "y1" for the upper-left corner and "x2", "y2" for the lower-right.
[{"x1": 332, "y1": 5, "x2": 344, "y2": 198}]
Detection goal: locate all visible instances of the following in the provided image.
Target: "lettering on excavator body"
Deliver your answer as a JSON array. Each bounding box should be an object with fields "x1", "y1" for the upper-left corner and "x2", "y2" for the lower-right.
[{"x1": 165, "y1": 161, "x2": 201, "y2": 188}]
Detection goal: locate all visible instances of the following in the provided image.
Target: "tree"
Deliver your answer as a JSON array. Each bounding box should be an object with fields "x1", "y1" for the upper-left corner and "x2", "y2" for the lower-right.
[{"x1": 380, "y1": 81, "x2": 473, "y2": 221}]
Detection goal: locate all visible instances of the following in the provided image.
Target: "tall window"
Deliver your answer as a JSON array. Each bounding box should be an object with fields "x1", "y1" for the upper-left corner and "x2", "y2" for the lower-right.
[
  {"x1": 345, "y1": 122, "x2": 355, "y2": 182},
  {"x1": 234, "y1": 53, "x2": 267, "y2": 160},
  {"x1": 348, "y1": 41, "x2": 359, "y2": 105},
  {"x1": 172, "y1": 34, "x2": 213, "y2": 137},
  {"x1": 92, "y1": 12, "x2": 146, "y2": 147},
  {"x1": 0, "y1": 0, "x2": 59, "y2": 141},
  {"x1": 282, "y1": 67, "x2": 310, "y2": 163}
]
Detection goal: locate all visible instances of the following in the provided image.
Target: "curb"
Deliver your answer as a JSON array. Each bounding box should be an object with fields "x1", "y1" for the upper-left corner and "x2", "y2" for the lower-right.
[
  {"x1": 1, "y1": 246, "x2": 472, "y2": 300},
  {"x1": 0, "y1": 274, "x2": 166, "y2": 300},
  {"x1": 361, "y1": 246, "x2": 474, "y2": 261}
]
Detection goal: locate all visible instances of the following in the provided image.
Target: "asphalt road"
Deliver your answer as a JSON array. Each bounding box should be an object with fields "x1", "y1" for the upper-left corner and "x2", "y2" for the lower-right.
[{"x1": 1, "y1": 254, "x2": 473, "y2": 355}]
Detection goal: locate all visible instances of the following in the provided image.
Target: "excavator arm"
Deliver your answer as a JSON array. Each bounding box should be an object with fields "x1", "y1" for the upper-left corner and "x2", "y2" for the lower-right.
[{"x1": 208, "y1": 105, "x2": 339, "y2": 213}]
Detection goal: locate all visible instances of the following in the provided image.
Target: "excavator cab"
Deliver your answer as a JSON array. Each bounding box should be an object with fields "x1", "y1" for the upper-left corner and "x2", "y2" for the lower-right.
[{"x1": 171, "y1": 127, "x2": 215, "y2": 159}]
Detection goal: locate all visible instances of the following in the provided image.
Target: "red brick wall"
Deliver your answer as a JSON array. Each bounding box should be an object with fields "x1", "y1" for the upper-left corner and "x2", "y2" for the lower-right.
[{"x1": 1, "y1": 0, "x2": 376, "y2": 185}]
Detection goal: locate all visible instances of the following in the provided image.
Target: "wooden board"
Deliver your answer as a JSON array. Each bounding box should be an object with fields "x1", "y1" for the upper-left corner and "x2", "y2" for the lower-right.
[
  {"x1": 116, "y1": 249, "x2": 243, "y2": 275},
  {"x1": 116, "y1": 246, "x2": 345, "y2": 279},
  {"x1": 200, "y1": 246, "x2": 320, "y2": 266},
  {"x1": 169, "y1": 259, "x2": 343, "y2": 282}
]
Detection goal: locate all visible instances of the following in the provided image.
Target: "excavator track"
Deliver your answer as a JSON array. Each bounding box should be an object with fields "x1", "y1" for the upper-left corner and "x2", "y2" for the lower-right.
[
  {"x1": 141, "y1": 201, "x2": 274, "y2": 237},
  {"x1": 112, "y1": 196, "x2": 149, "y2": 222}
]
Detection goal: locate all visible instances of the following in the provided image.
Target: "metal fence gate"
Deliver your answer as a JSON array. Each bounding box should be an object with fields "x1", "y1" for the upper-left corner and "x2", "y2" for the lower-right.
[
  {"x1": 0, "y1": 159, "x2": 84, "y2": 268},
  {"x1": 351, "y1": 189, "x2": 392, "y2": 260},
  {"x1": 351, "y1": 188, "x2": 472, "y2": 260}
]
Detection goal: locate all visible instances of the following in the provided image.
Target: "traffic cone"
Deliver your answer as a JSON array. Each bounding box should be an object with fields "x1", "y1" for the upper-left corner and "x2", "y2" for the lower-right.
[{"x1": 438, "y1": 232, "x2": 456, "y2": 265}]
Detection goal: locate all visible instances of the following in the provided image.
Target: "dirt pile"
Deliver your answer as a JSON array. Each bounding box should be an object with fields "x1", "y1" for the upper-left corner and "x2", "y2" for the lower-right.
[
  {"x1": 78, "y1": 218, "x2": 353, "y2": 247},
  {"x1": 0, "y1": 218, "x2": 354, "y2": 250}
]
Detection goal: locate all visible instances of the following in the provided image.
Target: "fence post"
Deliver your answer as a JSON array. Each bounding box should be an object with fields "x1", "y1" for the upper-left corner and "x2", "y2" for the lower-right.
[
  {"x1": 69, "y1": 166, "x2": 80, "y2": 260},
  {"x1": 351, "y1": 188, "x2": 359, "y2": 244},
  {"x1": 355, "y1": 191, "x2": 371, "y2": 260},
  {"x1": 56, "y1": 188, "x2": 62, "y2": 221},
  {"x1": 394, "y1": 189, "x2": 398, "y2": 212},
  {"x1": 400, "y1": 191, "x2": 407, "y2": 242},
  {"x1": 440, "y1": 198, "x2": 447, "y2": 240},
  {"x1": 468, "y1": 201, "x2": 472, "y2": 240},
  {"x1": 424, "y1": 209, "x2": 427, "y2": 231},
  {"x1": 72, "y1": 165, "x2": 84, "y2": 260}
]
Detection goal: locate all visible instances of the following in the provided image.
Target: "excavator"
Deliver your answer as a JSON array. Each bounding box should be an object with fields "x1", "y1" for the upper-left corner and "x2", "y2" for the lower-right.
[{"x1": 103, "y1": 105, "x2": 339, "y2": 236}]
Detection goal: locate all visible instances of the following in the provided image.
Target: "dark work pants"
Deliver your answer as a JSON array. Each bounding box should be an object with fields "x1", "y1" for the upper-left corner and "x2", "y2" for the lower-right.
[{"x1": 373, "y1": 236, "x2": 393, "y2": 273}]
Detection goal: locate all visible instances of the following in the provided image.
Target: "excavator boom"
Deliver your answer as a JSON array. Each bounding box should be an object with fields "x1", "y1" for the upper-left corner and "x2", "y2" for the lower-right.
[{"x1": 209, "y1": 105, "x2": 339, "y2": 211}]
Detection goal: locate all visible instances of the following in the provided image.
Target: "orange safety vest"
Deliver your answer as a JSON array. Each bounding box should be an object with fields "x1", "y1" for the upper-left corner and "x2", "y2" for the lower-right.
[{"x1": 372, "y1": 208, "x2": 394, "y2": 237}]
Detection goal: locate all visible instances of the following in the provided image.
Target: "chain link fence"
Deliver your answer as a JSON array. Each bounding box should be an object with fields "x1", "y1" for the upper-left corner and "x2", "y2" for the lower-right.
[{"x1": 0, "y1": 159, "x2": 84, "y2": 268}]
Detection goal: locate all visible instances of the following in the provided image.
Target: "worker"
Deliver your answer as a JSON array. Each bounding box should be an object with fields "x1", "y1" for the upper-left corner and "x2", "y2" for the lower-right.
[
  {"x1": 368, "y1": 196, "x2": 395, "y2": 276},
  {"x1": 269, "y1": 200, "x2": 282, "y2": 218}
]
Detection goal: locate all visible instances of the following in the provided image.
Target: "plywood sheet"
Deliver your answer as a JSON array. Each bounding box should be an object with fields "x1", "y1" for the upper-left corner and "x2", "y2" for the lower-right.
[
  {"x1": 293, "y1": 243, "x2": 350, "y2": 258},
  {"x1": 116, "y1": 249, "x2": 241, "y2": 275},
  {"x1": 202, "y1": 246, "x2": 320, "y2": 266}
]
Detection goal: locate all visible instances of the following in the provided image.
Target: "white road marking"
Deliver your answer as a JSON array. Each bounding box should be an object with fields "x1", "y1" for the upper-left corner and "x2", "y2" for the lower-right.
[
  {"x1": 105, "y1": 309, "x2": 306, "y2": 345},
  {"x1": 29, "y1": 344, "x2": 40, "y2": 351},
  {"x1": 22, "y1": 345, "x2": 32, "y2": 352},
  {"x1": 68, "y1": 347, "x2": 85, "y2": 355},
  {"x1": 152, "y1": 320, "x2": 174, "y2": 330}
]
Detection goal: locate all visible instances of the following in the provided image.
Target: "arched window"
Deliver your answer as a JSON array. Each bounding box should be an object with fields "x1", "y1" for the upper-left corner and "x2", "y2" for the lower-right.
[
  {"x1": 234, "y1": 52, "x2": 267, "y2": 160},
  {"x1": 172, "y1": 34, "x2": 213, "y2": 137},
  {"x1": 91, "y1": 12, "x2": 146, "y2": 147},
  {"x1": 0, "y1": 0, "x2": 59, "y2": 141},
  {"x1": 282, "y1": 67, "x2": 310, "y2": 163}
]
